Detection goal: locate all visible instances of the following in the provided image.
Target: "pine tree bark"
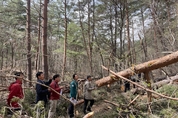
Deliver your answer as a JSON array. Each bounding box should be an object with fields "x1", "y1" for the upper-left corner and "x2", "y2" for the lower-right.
[
  {"x1": 1, "y1": 45, "x2": 3, "y2": 70},
  {"x1": 62, "y1": 0, "x2": 67, "y2": 81},
  {"x1": 126, "y1": 0, "x2": 131, "y2": 67},
  {"x1": 114, "y1": 2, "x2": 118, "y2": 71},
  {"x1": 10, "y1": 42, "x2": 14, "y2": 68},
  {"x1": 26, "y1": 0, "x2": 32, "y2": 86},
  {"x1": 109, "y1": 5, "x2": 114, "y2": 66},
  {"x1": 144, "y1": 72, "x2": 152, "y2": 113},
  {"x1": 78, "y1": 1, "x2": 92, "y2": 75},
  {"x1": 138, "y1": 33, "x2": 147, "y2": 62},
  {"x1": 150, "y1": 0, "x2": 159, "y2": 52},
  {"x1": 96, "y1": 51, "x2": 178, "y2": 87},
  {"x1": 36, "y1": 0, "x2": 41, "y2": 71},
  {"x1": 119, "y1": 0, "x2": 126, "y2": 70},
  {"x1": 42, "y1": 0, "x2": 48, "y2": 80},
  {"x1": 141, "y1": 7, "x2": 148, "y2": 61},
  {"x1": 131, "y1": 21, "x2": 136, "y2": 64},
  {"x1": 88, "y1": 0, "x2": 93, "y2": 75}
]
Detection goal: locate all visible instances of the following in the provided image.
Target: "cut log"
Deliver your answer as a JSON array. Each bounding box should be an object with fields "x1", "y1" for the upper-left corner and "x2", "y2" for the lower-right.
[
  {"x1": 76, "y1": 99, "x2": 84, "y2": 105},
  {"x1": 83, "y1": 112, "x2": 94, "y2": 118},
  {"x1": 96, "y1": 51, "x2": 178, "y2": 87}
]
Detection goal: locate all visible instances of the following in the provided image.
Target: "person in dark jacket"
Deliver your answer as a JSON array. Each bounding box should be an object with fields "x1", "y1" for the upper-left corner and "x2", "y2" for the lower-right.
[
  {"x1": 124, "y1": 77, "x2": 131, "y2": 92},
  {"x1": 68, "y1": 73, "x2": 78, "y2": 118},
  {"x1": 35, "y1": 72, "x2": 52, "y2": 107},
  {"x1": 7, "y1": 72, "x2": 24, "y2": 109},
  {"x1": 48, "y1": 74, "x2": 62, "y2": 118}
]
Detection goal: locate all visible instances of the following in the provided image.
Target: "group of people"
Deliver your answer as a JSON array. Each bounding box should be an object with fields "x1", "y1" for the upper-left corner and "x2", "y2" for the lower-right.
[
  {"x1": 68, "y1": 74, "x2": 95, "y2": 118},
  {"x1": 7, "y1": 71, "x2": 95, "y2": 118}
]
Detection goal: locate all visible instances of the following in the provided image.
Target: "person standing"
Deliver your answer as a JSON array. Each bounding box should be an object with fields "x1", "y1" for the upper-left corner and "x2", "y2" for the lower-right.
[
  {"x1": 48, "y1": 74, "x2": 62, "y2": 118},
  {"x1": 68, "y1": 74, "x2": 78, "y2": 118},
  {"x1": 7, "y1": 72, "x2": 24, "y2": 109},
  {"x1": 83, "y1": 75, "x2": 95, "y2": 114},
  {"x1": 35, "y1": 71, "x2": 52, "y2": 107},
  {"x1": 124, "y1": 77, "x2": 131, "y2": 92},
  {"x1": 124, "y1": 81, "x2": 130, "y2": 92}
]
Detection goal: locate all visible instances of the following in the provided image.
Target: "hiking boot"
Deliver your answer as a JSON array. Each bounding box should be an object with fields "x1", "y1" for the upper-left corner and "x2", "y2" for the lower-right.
[
  {"x1": 83, "y1": 111, "x2": 87, "y2": 114},
  {"x1": 87, "y1": 107, "x2": 92, "y2": 112},
  {"x1": 69, "y1": 114, "x2": 74, "y2": 118}
]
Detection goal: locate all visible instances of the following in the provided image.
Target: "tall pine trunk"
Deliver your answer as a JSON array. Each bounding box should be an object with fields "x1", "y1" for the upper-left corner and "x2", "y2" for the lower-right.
[
  {"x1": 78, "y1": 1, "x2": 91, "y2": 74},
  {"x1": 36, "y1": 0, "x2": 41, "y2": 71},
  {"x1": 126, "y1": 0, "x2": 131, "y2": 67},
  {"x1": 10, "y1": 42, "x2": 14, "y2": 68},
  {"x1": 114, "y1": 2, "x2": 118, "y2": 71},
  {"x1": 42, "y1": 0, "x2": 48, "y2": 80},
  {"x1": 26, "y1": 0, "x2": 32, "y2": 86},
  {"x1": 131, "y1": 21, "x2": 136, "y2": 64},
  {"x1": 109, "y1": 5, "x2": 114, "y2": 67},
  {"x1": 62, "y1": 0, "x2": 67, "y2": 81},
  {"x1": 88, "y1": 0, "x2": 93, "y2": 75},
  {"x1": 119, "y1": 1, "x2": 125, "y2": 70},
  {"x1": 141, "y1": 7, "x2": 148, "y2": 61},
  {"x1": 1, "y1": 46, "x2": 3, "y2": 70}
]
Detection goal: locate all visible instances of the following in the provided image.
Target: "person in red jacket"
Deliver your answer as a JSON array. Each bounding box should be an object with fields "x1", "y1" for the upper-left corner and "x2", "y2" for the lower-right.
[
  {"x1": 48, "y1": 74, "x2": 62, "y2": 118},
  {"x1": 7, "y1": 72, "x2": 24, "y2": 109}
]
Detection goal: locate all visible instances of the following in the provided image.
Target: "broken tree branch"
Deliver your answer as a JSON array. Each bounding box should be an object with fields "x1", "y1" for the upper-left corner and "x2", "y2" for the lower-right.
[
  {"x1": 128, "y1": 95, "x2": 140, "y2": 106},
  {"x1": 104, "y1": 100, "x2": 120, "y2": 107},
  {"x1": 0, "y1": 88, "x2": 7, "y2": 92}
]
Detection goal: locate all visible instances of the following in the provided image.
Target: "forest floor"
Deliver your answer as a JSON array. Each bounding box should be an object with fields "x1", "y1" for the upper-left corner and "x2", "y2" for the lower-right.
[
  {"x1": 1, "y1": 82, "x2": 178, "y2": 118},
  {"x1": 0, "y1": 83, "x2": 140, "y2": 118}
]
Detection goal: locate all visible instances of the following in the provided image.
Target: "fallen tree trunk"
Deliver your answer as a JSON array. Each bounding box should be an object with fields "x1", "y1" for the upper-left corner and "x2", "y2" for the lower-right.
[
  {"x1": 96, "y1": 51, "x2": 178, "y2": 87},
  {"x1": 153, "y1": 75, "x2": 178, "y2": 87},
  {"x1": 130, "y1": 74, "x2": 178, "y2": 95},
  {"x1": 101, "y1": 66, "x2": 178, "y2": 101}
]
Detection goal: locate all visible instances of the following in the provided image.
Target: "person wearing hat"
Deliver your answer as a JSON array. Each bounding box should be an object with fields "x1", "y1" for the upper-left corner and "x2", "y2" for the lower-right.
[
  {"x1": 83, "y1": 75, "x2": 95, "y2": 114},
  {"x1": 7, "y1": 72, "x2": 24, "y2": 109}
]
